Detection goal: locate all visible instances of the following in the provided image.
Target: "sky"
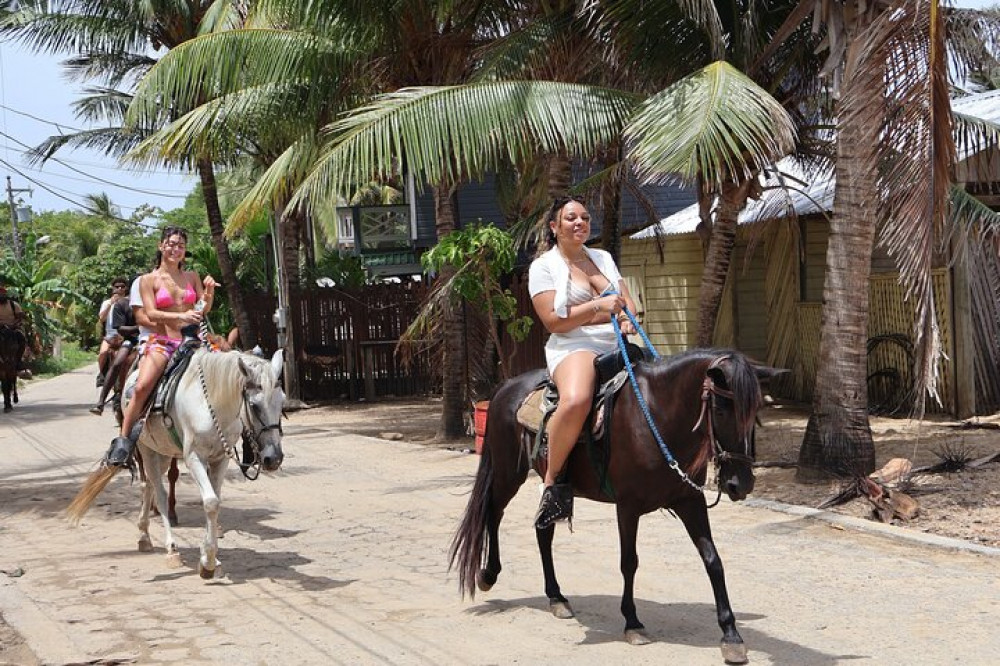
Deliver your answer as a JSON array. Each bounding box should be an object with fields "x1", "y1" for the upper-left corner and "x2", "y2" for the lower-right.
[
  {"x1": 0, "y1": 1, "x2": 996, "y2": 221},
  {"x1": 0, "y1": 43, "x2": 194, "y2": 221}
]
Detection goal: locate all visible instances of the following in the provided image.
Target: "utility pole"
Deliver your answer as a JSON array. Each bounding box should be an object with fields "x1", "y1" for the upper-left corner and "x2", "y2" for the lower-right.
[{"x1": 6, "y1": 176, "x2": 31, "y2": 259}]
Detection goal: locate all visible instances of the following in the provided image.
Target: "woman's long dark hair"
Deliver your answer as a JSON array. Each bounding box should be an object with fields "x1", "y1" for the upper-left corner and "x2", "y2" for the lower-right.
[
  {"x1": 152, "y1": 226, "x2": 189, "y2": 270},
  {"x1": 536, "y1": 195, "x2": 586, "y2": 257}
]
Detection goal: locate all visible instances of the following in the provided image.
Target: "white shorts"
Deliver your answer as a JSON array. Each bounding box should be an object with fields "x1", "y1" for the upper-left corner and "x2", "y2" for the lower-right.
[{"x1": 544, "y1": 325, "x2": 619, "y2": 375}]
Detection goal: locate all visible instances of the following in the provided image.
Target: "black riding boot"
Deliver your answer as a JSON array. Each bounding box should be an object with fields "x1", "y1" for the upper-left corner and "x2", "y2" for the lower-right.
[
  {"x1": 534, "y1": 482, "x2": 574, "y2": 530},
  {"x1": 105, "y1": 435, "x2": 136, "y2": 468}
]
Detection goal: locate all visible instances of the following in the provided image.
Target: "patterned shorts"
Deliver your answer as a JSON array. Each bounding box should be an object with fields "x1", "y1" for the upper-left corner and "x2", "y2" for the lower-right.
[{"x1": 144, "y1": 334, "x2": 182, "y2": 359}]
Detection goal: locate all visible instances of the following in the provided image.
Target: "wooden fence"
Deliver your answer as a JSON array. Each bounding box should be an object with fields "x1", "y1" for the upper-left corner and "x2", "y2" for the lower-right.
[
  {"x1": 245, "y1": 283, "x2": 438, "y2": 401},
  {"x1": 245, "y1": 277, "x2": 548, "y2": 403}
]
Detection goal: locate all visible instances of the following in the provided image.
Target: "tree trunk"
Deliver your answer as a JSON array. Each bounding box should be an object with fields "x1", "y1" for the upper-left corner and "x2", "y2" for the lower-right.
[
  {"x1": 435, "y1": 183, "x2": 467, "y2": 439},
  {"x1": 798, "y1": 51, "x2": 877, "y2": 481},
  {"x1": 547, "y1": 152, "x2": 571, "y2": 199},
  {"x1": 695, "y1": 179, "x2": 751, "y2": 347},
  {"x1": 599, "y1": 155, "x2": 622, "y2": 261},
  {"x1": 278, "y1": 208, "x2": 302, "y2": 402},
  {"x1": 196, "y1": 159, "x2": 258, "y2": 347}
]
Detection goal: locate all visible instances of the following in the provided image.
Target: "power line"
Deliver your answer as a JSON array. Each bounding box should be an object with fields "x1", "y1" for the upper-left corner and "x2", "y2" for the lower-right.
[
  {"x1": 0, "y1": 129, "x2": 189, "y2": 198},
  {"x1": 0, "y1": 101, "x2": 85, "y2": 133}
]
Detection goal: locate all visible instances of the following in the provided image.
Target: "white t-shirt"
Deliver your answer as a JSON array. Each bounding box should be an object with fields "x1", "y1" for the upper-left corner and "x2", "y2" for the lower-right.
[
  {"x1": 99, "y1": 297, "x2": 117, "y2": 336},
  {"x1": 129, "y1": 277, "x2": 152, "y2": 343}
]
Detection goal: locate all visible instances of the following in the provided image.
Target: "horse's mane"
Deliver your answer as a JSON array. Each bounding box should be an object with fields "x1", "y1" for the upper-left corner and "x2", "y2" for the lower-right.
[
  {"x1": 637, "y1": 349, "x2": 761, "y2": 478},
  {"x1": 195, "y1": 351, "x2": 274, "y2": 416}
]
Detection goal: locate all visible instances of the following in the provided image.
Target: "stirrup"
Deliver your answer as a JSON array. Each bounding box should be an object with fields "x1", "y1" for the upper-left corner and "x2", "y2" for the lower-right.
[
  {"x1": 534, "y1": 483, "x2": 574, "y2": 531},
  {"x1": 105, "y1": 435, "x2": 135, "y2": 469}
]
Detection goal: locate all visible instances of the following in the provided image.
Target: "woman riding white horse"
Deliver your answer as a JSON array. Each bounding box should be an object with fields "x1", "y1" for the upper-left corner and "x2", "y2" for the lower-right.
[
  {"x1": 69, "y1": 347, "x2": 286, "y2": 579},
  {"x1": 105, "y1": 226, "x2": 216, "y2": 468}
]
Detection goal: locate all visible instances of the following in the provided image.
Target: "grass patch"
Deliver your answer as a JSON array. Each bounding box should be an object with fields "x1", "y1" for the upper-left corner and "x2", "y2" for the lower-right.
[{"x1": 29, "y1": 340, "x2": 95, "y2": 381}]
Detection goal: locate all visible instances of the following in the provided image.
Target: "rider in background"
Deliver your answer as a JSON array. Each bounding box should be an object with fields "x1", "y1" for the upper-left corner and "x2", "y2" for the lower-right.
[
  {"x1": 527, "y1": 196, "x2": 637, "y2": 530},
  {"x1": 104, "y1": 227, "x2": 216, "y2": 468},
  {"x1": 95, "y1": 278, "x2": 129, "y2": 387},
  {"x1": 0, "y1": 282, "x2": 27, "y2": 373},
  {"x1": 89, "y1": 281, "x2": 142, "y2": 416}
]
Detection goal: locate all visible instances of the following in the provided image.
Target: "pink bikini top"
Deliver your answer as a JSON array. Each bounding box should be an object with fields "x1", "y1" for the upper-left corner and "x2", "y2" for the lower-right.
[{"x1": 154, "y1": 282, "x2": 197, "y2": 308}]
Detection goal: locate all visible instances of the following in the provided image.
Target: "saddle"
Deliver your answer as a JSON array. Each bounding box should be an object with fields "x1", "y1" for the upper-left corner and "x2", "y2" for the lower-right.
[
  {"x1": 515, "y1": 342, "x2": 649, "y2": 498},
  {"x1": 150, "y1": 333, "x2": 202, "y2": 415}
]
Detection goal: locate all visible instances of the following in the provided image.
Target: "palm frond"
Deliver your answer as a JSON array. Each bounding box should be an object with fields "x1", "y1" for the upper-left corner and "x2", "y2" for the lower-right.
[
  {"x1": 626, "y1": 60, "x2": 795, "y2": 187},
  {"x1": 291, "y1": 81, "x2": 638, "y2": 213},
  {"x1": 228, "y1": 134, "x2": 323, "y2": 233},
  {"x1": 850, "y1": 0, "x2": 956, "y2": 413},
  {"x1": 126, "y1": 28, "x2": 358, "y2": 130}
]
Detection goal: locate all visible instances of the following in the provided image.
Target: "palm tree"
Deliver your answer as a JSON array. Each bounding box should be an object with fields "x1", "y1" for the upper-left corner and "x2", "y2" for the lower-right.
[
  {"x1": 122, "y1": 0, "x2": 803, "y2": 433},
  {"x1": 126, "y1": 0, "x2": 526, "y2": 435},
  {"x1": 0, "y1": 0, "x2": 259, "y2": 348},
  {"x1": 758, "y1": 1, "x2": 1000, "y2": 480}
]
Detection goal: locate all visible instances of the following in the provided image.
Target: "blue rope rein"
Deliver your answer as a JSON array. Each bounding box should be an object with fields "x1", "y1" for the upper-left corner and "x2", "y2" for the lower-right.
[{"x1": 611, "y1": 304, "x2": 705, "y2": 492}]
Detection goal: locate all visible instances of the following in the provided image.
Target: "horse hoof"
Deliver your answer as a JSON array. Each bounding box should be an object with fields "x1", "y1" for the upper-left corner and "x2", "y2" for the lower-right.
[
  {"x1": 3, "y1": 406, "x2": 10, "y2": 413},
  {"x1": 476, "y1": 570, "x2": 495, "y2": 592},
  {"x1": 165, "y1": 552, "x2": 183, "y2": 569},
  {"x1": 550, "y1": 600, "x2": 574, "y2": 619},
  {"x1": 721, "y1": 641, "x2": 748, "y2": 664},
  {"x1": 625, "y1": 629, "x2": 651, "y2": 646},
  {"x1": 198, "y1": 564, "x2": 215, "y2": 579},
  {"x1": 137, "y1": 536, "x2": 153, "y2": 553}
]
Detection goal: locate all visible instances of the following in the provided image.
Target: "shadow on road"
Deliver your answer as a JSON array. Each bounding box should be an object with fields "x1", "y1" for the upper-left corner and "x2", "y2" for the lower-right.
[{"x1": 468, "y1": 595, "x2": 865, "y2": 664}]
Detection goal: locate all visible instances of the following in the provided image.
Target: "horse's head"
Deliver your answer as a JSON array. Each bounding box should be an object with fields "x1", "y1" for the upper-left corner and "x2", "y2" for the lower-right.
[
  {"x1": 238, "y1": 349, "x2": 286, "y2": 472},
  {"x1": 701, "y1": 354, "x2": 769, "y2": 502}
]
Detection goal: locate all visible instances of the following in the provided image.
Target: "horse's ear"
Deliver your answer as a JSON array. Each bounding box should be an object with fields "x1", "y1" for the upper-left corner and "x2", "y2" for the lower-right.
[
  {"x1": 271, "y1": 349, "x2": 285, "y2": 385},
  {"x1": 753, "y1": 365, "x2": 790, "y2": 382},
  {"x1": 237, "y1": 356, "x2": 253, "y2": 381}
]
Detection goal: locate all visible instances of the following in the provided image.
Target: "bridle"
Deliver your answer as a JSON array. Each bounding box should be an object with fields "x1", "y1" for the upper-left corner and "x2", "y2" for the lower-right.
[
  {"x1": 196, "y1": 357, "x2": 282, "y2": 481},
  {"x1": 236, "y1": 384, "x2": 284, "y2": 481},
  {"x1": 692, "y1": 357, "x2": 757, "y2": 507}
]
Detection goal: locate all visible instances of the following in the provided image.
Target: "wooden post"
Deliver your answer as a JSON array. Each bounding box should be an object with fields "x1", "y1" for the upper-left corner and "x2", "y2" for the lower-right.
[{"x1": 951, "y1": 238, "x2": 975, "y2": 418}]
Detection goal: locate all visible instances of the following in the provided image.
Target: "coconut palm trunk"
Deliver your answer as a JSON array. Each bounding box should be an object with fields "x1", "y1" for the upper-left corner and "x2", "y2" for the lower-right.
[
  {"x1": 798, "y1": 62, "x2": 877, "y2": 480},
  {"x1": 695, "y1": 179, "x2": 753, "y2": 346},
  {"x1": 196, "y1": 158, "x2": 257, "y2": 347},
  {"x1": 435, "y1": 182, "x2": 468, "y2": 438},
  {"x1": 279, "y1": 208, "x2": 302, "y2": 402}
]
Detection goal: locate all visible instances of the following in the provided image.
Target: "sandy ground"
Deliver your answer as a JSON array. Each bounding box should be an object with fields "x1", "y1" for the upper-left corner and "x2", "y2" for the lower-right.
[
  {"x1": 293, "y1": 395, "x2": 1000, "y2": 550},
  {"x1": 2, "y1": 367, "x2": 1000, "y2": 666}
]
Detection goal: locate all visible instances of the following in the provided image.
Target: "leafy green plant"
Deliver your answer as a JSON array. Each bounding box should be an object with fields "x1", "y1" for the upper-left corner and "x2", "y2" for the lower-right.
[
  {"x1": 0, "y1": 236, "x2": 87, "y2": 355},
  {"x1": 403, "y1": 223, "x2": 531, "y2": 381}
]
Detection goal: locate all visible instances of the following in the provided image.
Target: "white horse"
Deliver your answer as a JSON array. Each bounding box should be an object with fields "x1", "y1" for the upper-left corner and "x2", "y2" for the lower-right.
[{"x1": 69, "y1": 348, "x2": 286, "y2": 579}]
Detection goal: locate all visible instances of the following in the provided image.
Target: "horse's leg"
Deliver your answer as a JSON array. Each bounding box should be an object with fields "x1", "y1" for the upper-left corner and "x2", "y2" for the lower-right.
[
  {"x1": 167, "y1": 459, "x2": 179, "y2": 527},
  {"x1": 536, "y1": 523, "x2": 574, "y2": 619},
  {"x1": 147, "y1": 450, "x2": 181, "y2": 567},
  {"x1": 674, "y1": 498, "x2": 748, "y2": 664},
  {"x1": 186, "y1": 451, "x2": 222, "y2": 579},
  {"x1": 2, "y1": 378, "x2": 11, "y2": 412},
  {"x1": 616, "y1": 504, "x2": 649, "y2": 645},
  {"x1": 136, "y1": 449, "x2": 155, "y2": 553}
]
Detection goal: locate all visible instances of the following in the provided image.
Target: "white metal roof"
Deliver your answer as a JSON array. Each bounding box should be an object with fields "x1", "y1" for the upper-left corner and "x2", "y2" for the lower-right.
[{"x1": 632, "y1": 89, "x2": 1000, "y2": 239}]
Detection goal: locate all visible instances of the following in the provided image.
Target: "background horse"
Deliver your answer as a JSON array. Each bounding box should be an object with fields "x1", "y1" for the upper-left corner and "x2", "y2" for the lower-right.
[
  {"x1": 450, "y1": 348, "x2": 770, "y2": 664},
  {"x1": 68, "y1": 348, "x2": 286, "y2": 579},
  {"x1": 0, "y1": 327, "x2": 25, "y2": 413}
]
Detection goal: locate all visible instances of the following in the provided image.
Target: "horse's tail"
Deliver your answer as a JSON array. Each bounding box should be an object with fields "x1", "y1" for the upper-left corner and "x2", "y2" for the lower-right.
[
  {"x1": 66, "y1": 465, "x2": 121, "y2": 525},
  {"x1": 448, "y1": 444, "x2": 494, "y2": 599}
]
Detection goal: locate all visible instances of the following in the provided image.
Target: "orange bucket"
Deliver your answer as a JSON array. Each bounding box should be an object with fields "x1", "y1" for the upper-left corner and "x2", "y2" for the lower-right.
[{"x1": 473, "y1": 400, "x2": 489, "y2": 454}]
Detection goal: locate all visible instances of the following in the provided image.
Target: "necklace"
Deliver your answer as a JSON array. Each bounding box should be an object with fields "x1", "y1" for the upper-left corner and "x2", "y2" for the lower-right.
[{"x1": 559, "y1": 250, "x2": 589, "y2": 265}]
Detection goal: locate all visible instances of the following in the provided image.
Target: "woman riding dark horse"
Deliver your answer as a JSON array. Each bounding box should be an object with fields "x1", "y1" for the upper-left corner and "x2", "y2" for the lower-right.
[{"x1": 450, "y1": 348, "x2": 772, "y2": 664}]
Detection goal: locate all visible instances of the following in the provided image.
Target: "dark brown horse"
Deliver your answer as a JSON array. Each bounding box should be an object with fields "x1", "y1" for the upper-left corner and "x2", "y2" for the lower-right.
[
  {"x1": 0, "y1": 327, "x2": 26, "y2": 413},
  {"x1": 450, "y1": 348, "x2": 771, "y2": 664}
]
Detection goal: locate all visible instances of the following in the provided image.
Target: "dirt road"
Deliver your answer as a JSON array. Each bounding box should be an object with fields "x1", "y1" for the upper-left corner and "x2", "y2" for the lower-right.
[{"x1": 1, "y1": 366, "x2": 998, "y2": 665}]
